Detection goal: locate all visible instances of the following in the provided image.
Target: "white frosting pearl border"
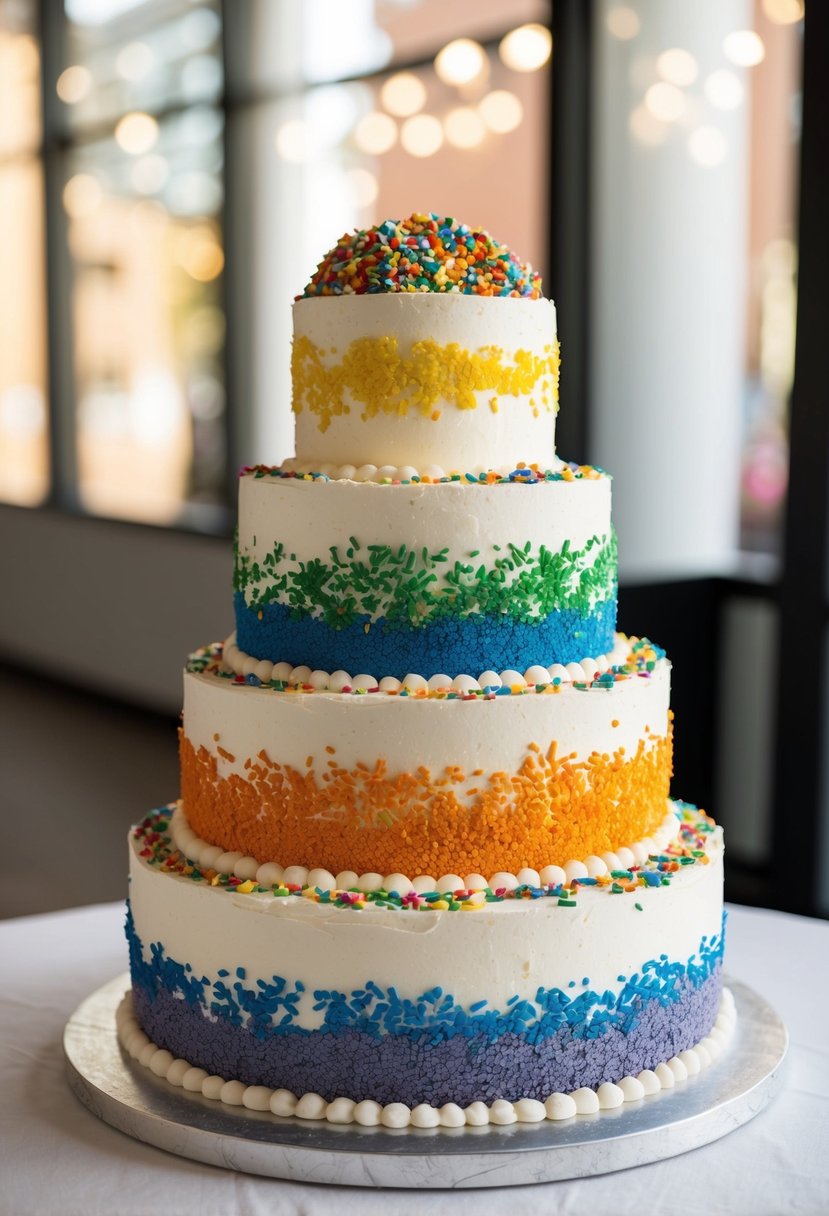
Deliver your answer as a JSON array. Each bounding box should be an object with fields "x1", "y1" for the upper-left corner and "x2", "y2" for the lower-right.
[
  {"x1": 220, "y1": 632, "x2": 632, "y2": 696},
  {"x1": 117, "y1": 987, "x2": 736, "y2": 1128},
  {"x1": 277, "y1": 458, "x2": 597, "y2": 484},
  {"x1": 168, "y1": 802, "x2": 683, "y2": 896}
]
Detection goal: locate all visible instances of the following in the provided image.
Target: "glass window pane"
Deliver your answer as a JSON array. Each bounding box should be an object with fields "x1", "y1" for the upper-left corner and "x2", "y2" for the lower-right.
[
  {"x1": 592, "y1": 0, "x2": 802, "y2": 571},
  {"x1": 376, "y1": 0, "x2": 550, "y2": 69},
  {"x1": 0, "y1": 0, "x2": 41, "y2": 156},
  {"x1": 65, "y1": 111, "x2": 226, "y2": 526},
  {"x1": 739, "y1": 4, "x2": 801, "y2": 553},
  {"x1": 230, "y1": 0, "x2": 550, "y2": 92},
  {"x1": 59, "y1": 0, "x2": 222, "y2": 131},
  {"x1": 0, "y1": 160, "x2": 49, "y2": 506}
]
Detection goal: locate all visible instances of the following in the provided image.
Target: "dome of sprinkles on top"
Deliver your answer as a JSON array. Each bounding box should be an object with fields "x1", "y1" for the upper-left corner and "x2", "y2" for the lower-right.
[{"x1": 300, "y1": 212, "x2": 543, "y2": 299}]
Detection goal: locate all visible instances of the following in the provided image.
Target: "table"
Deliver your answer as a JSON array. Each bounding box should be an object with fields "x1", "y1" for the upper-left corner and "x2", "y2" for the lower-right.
[{"x1": 1, "y1": 901, "x2": 826, "y2": 1215}]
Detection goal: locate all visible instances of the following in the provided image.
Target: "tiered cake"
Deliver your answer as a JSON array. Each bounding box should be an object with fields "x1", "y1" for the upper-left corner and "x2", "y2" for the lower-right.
[{"x1": 121, "y1": 214, "x2": 730, "y2": 1128}]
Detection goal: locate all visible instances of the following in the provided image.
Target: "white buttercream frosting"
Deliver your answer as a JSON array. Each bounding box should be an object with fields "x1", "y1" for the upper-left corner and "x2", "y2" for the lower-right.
[{"x1": 292, "y1": 294, "x2": 558, "y2": 470}]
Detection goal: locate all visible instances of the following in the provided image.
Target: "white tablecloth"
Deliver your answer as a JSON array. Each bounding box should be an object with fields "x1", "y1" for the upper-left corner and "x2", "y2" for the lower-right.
[{"x1": 0, "y1": 901, "x2": 826, "y2": 1215}]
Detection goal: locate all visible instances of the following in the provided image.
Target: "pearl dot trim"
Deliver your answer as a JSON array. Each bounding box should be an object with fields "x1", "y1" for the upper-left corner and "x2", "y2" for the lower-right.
[{"x1": 117, "y1": 987, "x2": 736, "y2": 1128}]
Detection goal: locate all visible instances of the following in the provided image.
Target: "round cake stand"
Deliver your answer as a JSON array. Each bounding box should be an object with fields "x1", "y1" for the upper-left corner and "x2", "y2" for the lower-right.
[{"x1": 64, "y1": 974, "x2": 786, "y2": 1189}]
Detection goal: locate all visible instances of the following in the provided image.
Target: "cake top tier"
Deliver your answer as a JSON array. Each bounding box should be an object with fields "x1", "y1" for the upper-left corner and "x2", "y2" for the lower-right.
[
  {"x1": 300, "y1": 212, "x2": 543, "y2": 299},
  {"x1": 291, "y1": 212, "x2": 556, "y2": 470}
]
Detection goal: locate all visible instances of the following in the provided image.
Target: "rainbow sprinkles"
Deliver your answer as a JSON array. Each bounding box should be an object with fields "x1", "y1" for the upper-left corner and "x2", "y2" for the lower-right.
[{"x1": 300, "y1": 212, "x2": 543, "y2": 298}]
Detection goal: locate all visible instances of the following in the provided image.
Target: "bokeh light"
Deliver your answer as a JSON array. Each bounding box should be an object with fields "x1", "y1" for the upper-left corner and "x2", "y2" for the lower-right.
[
  {"x1": 443, "y1": 106, "x2": 486, "y2": 149},
  {"x1": 115, "y1": 112, "x2": 159, "y2": 155},
  {"x1": 657, "y1": 49, "x2": 698, "y2": 87},
  {"x1": 762, "y1": 0, "x2": 804, "y2": 23},
  {"x1": 498, "y1": 24, "x2": 552, "y2": 73},
  {"x1": 434, "y1": 39, "x2": 486, "y2": 87},
  {"x1": 174, "y1": 226, "x2": 224, "y2": 282},
  {"x1": 688, "y1": 126, "x2": 727, "y2": 167},
  {"x1": 380, "y1": 72, "x2": 426, "y2": 118},
  {"x1": 705, "y1": 70, "x2": 744, "y2": 111},
  {"x1": 353, "y1": 110, "x2": 397, "y2": 155},
  {"x1": 644, "y1": 82, "x2": 686, "y2": 122},
  {"x1": 115, "y1": 41, "x2": 154, "y2": 82},
  {"x1": 723, "y1": 30, "x2": 766, "y2": 67},
  {"x1": 606, "y1": 7, "x2": 640, "y2": 40},
  {"x1": 56, "y1": 64, "x2": 91, "y2": 104},
  {"x1": 400, "y1": 113, "x2": 443, "y2": 157},
  {"x1": 63, "y1": 173, "x2": 102, "y2": 219},
  {"x1": 478, "y1": 90, "x2": 523, "y2": 135}
]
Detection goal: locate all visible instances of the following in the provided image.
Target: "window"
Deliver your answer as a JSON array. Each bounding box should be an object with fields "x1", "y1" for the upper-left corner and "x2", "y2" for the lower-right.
[
  {"x1": 1, "y1": 0, "x2": 552, "y2": 525},
  {"x1": 0, "y1": 1, "x2": 48, "y2": 506},
  {"x1": 592, "y1": 1, "x2": 803, "y2": 571}
]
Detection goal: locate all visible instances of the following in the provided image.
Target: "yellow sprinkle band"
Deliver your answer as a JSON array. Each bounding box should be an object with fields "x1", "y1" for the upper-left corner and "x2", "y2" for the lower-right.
[
  {"x1": 291, "y1": 334, "x2": 560, "y2": 433},
  {"x1": 180, "y1": 724, "x2": 673, "y2": 878}
]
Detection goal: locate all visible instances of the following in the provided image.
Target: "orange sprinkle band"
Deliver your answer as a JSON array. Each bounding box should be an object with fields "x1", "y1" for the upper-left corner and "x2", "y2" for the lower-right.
[{"x1": 180, "y1": 725, "x2": 673, "y2": 878}]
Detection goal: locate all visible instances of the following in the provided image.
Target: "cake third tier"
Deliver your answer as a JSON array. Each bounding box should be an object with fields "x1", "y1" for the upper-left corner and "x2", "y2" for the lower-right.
[{"x1": 181, "y1": 634, "x2": 670, "y2": 878}]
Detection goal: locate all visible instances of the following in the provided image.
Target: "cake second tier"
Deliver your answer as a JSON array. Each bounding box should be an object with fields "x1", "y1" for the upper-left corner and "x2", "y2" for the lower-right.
[{"x1": 234, "y1": 465, "x2": 616, "y2": 680}]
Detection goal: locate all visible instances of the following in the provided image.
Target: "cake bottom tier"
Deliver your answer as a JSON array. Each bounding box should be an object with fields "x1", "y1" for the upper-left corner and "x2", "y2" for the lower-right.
[{"x1": 127, "y1": 800, "x2": 724, "y2": 1109}]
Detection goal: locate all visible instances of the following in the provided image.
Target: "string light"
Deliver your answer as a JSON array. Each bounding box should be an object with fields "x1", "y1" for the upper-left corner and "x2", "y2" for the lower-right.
[
  {"x1": 688, "y1": 126, "x2": 727, "y2": 167},
  {"x1": 56, "y1": 64, "x2": 91, "y2": 104},
  {"x1": 498, "y1": 24, "x2": 552, "y2": 73},
  {"x1": 115, "y1": 112, "x2": 159, "y2": 155},
  {"x1": 353, "y1": 111, "x2": 397, "y2": 155},
  {"x1": 478, "y1": 90, "x2": 523, "y2": 135},
  {"x1": 704, "y1": 70, "x2": 744, "y2": 111},
  {"x1": 723, "y1": 30, "x2": 765, "y2": 67},
  {"x1": 444, "y1": 106, "x2": 486, "y2": 149},
  {"x1": 656, "y1": 48, "x2": 698, "y2": 87},
  {"x1": 400, "y1": 113, "x2": 443, "y2": 157},
  {"x1": 62, "y1": 173, "x2": 102, "y2": 218},
  {"x1": 644, "y1": 82, "x2": 686, "y2": 122},
  {"x1": 380, "y1": 72, "x2": 426, "y2": 118},
  {"x1": 762, "y1": 0, "x2": 804, "y2": 23},
  {"x1": 434, "y1": 39, "x2": 486, "y2": 86},
  {"x1": 606, "y1": 7, "x2": 640, "y2": 40}
]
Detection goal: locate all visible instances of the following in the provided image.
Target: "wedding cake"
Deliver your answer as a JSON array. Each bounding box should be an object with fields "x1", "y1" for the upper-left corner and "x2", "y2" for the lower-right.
[{"x1": 119, "y1": 214, "x2": 731, "y2": 1129}]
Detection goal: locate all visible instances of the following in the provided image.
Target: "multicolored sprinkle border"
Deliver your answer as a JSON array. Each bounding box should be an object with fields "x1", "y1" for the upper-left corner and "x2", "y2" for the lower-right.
[{"x1": 133, "y1": 801, "x2": 717, "y2": 913}]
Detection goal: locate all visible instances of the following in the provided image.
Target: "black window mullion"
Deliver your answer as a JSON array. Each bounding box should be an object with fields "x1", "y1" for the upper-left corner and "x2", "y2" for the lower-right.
[
  {"x1": 220, "y1": 0, "x2": 249, "y2": 491},
  {"x1": 39, "y1": 0, "x2": 79, "y2": 511},
  {"x1": 771, "y1": 0, "x2": 829, "y2": 917},
  {"x1": 549, "y1": 0, "x2": 591, "y2": 463}
]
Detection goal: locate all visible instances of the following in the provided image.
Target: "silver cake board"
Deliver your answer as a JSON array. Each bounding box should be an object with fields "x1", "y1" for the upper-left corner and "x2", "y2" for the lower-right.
[{"x1": 64, "y1": 974, "x2": 787, "y2": 1189}]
